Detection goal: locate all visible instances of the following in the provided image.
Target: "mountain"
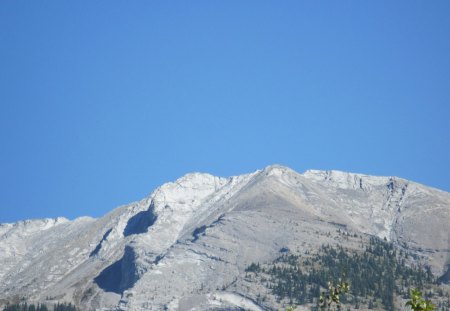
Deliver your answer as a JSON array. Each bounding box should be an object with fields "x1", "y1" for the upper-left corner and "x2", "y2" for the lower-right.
[{"x1": 1, "y1": 165, "x2": 449, "y2": 311}]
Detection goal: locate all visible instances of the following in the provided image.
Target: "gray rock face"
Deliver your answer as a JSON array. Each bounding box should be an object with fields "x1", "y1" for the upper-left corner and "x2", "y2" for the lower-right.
[{"x1": 1, "y1": 165, "x2": 449, "y2": 310}]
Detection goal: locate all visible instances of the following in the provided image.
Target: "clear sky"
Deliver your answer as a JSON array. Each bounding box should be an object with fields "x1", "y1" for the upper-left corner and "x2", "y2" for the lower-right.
[{"x1": 1, "y1": 1, "x2": 449, "y2": 223}]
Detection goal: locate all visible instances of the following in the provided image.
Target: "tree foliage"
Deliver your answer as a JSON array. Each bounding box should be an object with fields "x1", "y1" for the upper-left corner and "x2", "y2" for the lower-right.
[
  {"x1": 319, "y1": 280, "x2": 350, "y2": 311},
  {"x1": 406, "y1": 288, "x2": 436, "y2": 311}
]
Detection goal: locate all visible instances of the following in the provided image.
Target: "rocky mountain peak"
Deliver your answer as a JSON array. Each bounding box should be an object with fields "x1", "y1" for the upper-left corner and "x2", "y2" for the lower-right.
[
  {"x1": 149, "y1": 172, "x2": 228, "y2": 212},
  {"x1": 0, "y1": 165, "x2": 449, "y2": 311},
  {"x1": 302, "y1": 169, "x2": 404, "y2": 191}
]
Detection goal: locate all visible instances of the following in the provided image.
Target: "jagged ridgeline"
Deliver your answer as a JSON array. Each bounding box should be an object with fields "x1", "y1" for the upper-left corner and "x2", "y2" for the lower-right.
[
  {"x1": 1, "y1": 166, "x2": 450, "y2": 310},
  {"x1": 245, "y1": 234, "x2": 450, "y2": 311}
]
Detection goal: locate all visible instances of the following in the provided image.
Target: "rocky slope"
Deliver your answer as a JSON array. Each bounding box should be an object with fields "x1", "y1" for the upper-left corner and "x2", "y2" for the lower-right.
[{"x1": 0, "y1": 165, "x2": 449, "y2": 310}]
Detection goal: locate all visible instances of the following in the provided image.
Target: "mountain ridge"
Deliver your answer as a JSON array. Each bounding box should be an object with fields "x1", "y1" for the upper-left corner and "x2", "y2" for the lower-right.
[
  {"x1": 1, "y1": 164, "x2": 442, "y2": 225},
  {"x1": 1, "y1": 165, "x2": 449, "y2": 310}
]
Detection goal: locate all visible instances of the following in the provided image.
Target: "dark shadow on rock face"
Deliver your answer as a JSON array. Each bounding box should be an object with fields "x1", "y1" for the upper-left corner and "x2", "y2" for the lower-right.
[
  {"x1": 89, "y1": 228, "x2": 113, "y2": 257},
  {"x1": 94, "y1": 259, "x2": 123, "y2": 294},
  {"x1": 123, "y1": 204, "x2": 157, "y2": 237},
  {"x1": 438, "y1": 264, "x2": 450, "y2": 284},
  {"x1": 94, "y1": 246, "x2": 140, "y2": 294},
  {"x1": 439, "y1": 234, "x2": 450, "y2": 284}
]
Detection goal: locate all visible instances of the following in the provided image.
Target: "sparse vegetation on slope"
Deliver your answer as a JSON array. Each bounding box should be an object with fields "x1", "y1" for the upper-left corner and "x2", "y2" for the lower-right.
[
  {"x1": 2, "y1": 303, "x2": 76, "y2": 311},
  {"x1": 246, "y1": 234, "x2": 450, "y2": 310}
]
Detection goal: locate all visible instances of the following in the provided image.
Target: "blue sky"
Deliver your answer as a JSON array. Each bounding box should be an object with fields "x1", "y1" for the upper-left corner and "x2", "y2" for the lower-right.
[{"x1": 1, "y1": 1, "x2": 449, "y2": 223}]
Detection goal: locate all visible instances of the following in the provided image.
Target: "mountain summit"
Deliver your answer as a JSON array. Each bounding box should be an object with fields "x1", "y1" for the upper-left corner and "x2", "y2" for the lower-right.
[{"x1": 1, "y1": 165, "x2": 449, "y2": 310}]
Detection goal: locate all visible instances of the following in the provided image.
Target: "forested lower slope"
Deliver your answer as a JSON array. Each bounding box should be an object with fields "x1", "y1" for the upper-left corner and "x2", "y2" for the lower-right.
[{"x1": 244, "y1": 233, "x2": 450, "y2": 311}]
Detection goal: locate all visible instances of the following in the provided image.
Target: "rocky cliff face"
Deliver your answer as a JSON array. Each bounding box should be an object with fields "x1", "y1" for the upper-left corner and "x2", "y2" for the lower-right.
[{"x1": 1, "y1": 165, "x2": 449, "y2": 310}]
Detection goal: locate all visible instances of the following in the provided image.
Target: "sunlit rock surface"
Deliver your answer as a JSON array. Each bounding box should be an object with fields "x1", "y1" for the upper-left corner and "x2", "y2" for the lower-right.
[{"x1": 1, "y1": 165, "x2": 449, "y2": 310}]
